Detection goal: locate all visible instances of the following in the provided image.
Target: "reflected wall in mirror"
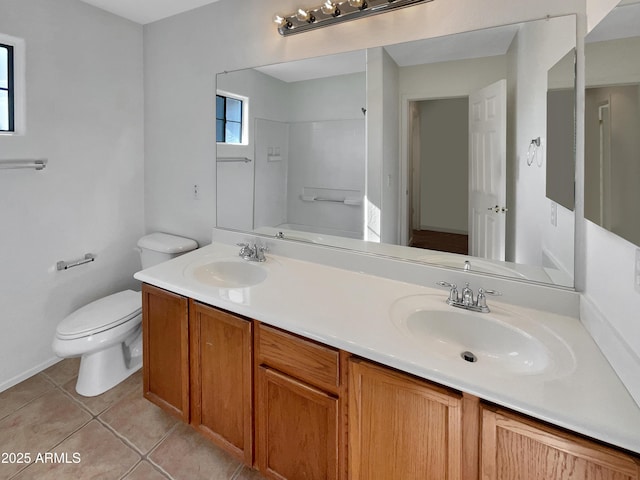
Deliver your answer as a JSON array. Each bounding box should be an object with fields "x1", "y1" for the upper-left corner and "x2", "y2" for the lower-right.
[
  {"x1": 585, "y1": 0, "x2": 640, "y2": 248},
  {"x1": 216, "y1": 15, "x2": 576, "y2": 288},
  {"x1": 546, "y1": 50, "x2": 576, "y2": 211}
]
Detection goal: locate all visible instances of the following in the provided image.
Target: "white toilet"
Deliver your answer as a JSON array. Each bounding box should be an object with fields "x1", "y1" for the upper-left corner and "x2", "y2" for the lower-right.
[{"x1": 52, "y1": 232, "x2": 198, "y2": 397}]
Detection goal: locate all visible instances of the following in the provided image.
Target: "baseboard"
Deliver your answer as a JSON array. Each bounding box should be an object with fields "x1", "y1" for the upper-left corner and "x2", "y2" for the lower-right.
[
  {"x1": 0, "y1": 356, "x2": 62, "y2": 393},
  {"x1": 580, "y1": 295, "x2": 640, "y2": 409}
]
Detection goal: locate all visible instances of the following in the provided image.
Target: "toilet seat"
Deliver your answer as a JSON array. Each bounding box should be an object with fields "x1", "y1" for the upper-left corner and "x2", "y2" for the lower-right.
[{"x1": 56, "y1": 290, "x2": 142, "y2": 340}]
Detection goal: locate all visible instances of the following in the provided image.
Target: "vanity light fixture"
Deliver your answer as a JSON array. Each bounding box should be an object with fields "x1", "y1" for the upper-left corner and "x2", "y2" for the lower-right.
[{"x1": 274, "y1": 0, "x2": 432, "y2": 36}]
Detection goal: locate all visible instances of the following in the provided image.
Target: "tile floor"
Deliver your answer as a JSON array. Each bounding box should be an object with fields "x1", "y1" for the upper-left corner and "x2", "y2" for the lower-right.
[{"x1": 0, "y1": 359, "x2": 266, "y2": 480}]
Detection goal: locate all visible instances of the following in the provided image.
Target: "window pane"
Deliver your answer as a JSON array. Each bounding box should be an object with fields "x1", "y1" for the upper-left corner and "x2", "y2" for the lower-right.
[
  {"x1": 0, "y1": 90, "x2": 8, "y2": 131},
  {"x1": 216, "y1": 119, "x2": 225, "y2": 142},
  {"x1": 216, "y1": 95, "x2": 224, "y2": 120},
  {"x1": 225, "y1": 121, "x2": 242, "y2": 143},
  {"x1": 226, "y1": 98, "x2": 242, "y2": 122},
  {"x1": 0, "y1": 46, "x2": 7, "y2": 89}
]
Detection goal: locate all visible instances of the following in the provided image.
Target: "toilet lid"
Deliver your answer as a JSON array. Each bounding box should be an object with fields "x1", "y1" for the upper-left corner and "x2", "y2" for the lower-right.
[{"x1": 56, "y1": 290, "x2": 142, "y2": 340}]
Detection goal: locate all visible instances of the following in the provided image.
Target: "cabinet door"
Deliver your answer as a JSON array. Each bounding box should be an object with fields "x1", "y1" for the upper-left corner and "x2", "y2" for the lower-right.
[
  {"x1": 190, "y1": 302, "x2": 253, "y2": 465},
  {"x1": 348, "y1": 358, "x2": 463, "y2": 480},
  {"x1": 142, "y1": 283, "x2": 189, "y2": 422},
  {"x1": 481, "y1": 406, "x2": 640, "y2": 480},
  {"x1": 256, "y1": 366, "x2": 339, "y2": 480}
]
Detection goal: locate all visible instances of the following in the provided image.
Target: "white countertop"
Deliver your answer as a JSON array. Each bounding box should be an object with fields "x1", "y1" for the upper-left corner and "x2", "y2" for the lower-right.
[{"x1": 134, "y1": 242, "x2": 640, "y2": 454}]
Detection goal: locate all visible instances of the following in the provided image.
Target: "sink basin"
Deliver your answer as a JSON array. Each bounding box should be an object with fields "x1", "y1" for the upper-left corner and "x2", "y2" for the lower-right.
[
  {"x1": 188, "y1": 259, "x2": 267, "y2": 288},
  {"x1": 391, "y1": 295, "x2": 575, "y2": 377}
]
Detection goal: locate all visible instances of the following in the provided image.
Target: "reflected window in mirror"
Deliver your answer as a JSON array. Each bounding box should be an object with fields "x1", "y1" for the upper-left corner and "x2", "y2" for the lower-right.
[
  {"x1": 216, "y1": 91, "x2": 248, "y2": 144},
  {"x1": 585, "y1": 1, "x2": 640, "y2": 248}
]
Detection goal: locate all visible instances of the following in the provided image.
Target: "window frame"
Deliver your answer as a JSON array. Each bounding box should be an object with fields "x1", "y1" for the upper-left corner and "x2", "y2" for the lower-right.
[
  {"x1": 0, "y1": 33, "x2": 24, "y2": 135},
  {"x1": 216, "y1": 90, "x2": 249, "y2": 146},
  {"x1": 0, "y1": 42, "x2": 15, "y2": 132}
]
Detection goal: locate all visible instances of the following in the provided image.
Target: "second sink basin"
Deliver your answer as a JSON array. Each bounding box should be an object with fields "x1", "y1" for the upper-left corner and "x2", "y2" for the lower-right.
[
  {"x1": 187, "y1": 259, "x2": 268, "y2": 288},
  {"x1": 390, "y1": 295, "x2": 575, "y2": 378}
]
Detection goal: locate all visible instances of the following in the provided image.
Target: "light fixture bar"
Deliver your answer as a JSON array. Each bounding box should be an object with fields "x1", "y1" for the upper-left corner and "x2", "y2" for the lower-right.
[{"x1": 274, "y1": 0, "x2": 433, "y2": 36}]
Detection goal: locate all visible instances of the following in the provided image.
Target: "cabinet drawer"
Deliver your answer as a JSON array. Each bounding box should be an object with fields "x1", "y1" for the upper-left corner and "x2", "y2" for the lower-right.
[{"x1": 256, "y1": 323, "x2": 340, "y2": 394}]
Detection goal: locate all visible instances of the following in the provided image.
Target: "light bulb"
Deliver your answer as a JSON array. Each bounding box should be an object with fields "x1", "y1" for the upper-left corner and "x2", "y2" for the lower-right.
[
  {"x1": 321, "y1": 1, "x2": 337, "y2": 15},
  {"x1": 295, "y1": 8, "x2": 311, "y2": 22},
  {"x1": 273, "y1": 13, "x2": 287, "y2": 26}
]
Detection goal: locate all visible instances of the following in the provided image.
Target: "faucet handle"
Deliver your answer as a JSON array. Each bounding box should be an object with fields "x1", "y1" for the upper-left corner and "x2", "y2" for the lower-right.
[
  {"x1": 478, "y1": 288, "x2": 501, "y2": 296},
  {"x1": 237, "y1": 242, "x2": 253, "y2": 258},
  {"x1": 476, "y1": 288, "x2": 502, "y2": 310},
  {"x1": 436, "y1": 281, "x2": 459, "y2": 303}
]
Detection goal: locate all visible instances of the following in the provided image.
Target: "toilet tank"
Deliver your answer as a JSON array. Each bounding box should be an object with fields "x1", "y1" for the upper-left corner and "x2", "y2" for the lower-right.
[{"x1": 137, "y1": 232, "x2": 198, "y2": 269}]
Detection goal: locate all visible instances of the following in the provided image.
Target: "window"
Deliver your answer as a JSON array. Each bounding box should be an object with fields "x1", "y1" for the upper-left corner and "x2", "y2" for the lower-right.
[
  {"x1": 0, "y1": 43, "x2": 14, "y2": 132},
  {"x1": 216, "y1": 92, "x2": 247, "y2": 144}
]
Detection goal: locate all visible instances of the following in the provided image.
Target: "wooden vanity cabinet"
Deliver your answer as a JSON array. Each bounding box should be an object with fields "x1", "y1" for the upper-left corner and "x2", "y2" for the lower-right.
[
  {"x1": 254, "y1": 323, "x2": 347, "y2": 480},
  {"x1": 142, "y1": 283, "x2": 190, "y2": 422},
  {"x1": 189, "y1": 301, "x2": 253, "y2": 465},
  {"x1": 348, "y1": 358, "x2": 464, "y2": 480},
  {"x1": 142, "y1": 284, "x2": 640, "y2": 479},
  {"x1": 480, "y1": 405, "x2": 640, "y2": 480}
]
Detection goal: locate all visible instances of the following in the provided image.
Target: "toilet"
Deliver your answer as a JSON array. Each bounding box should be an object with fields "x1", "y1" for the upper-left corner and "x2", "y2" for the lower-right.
[{"x1": 52, "y1": 232, "x2": 198, "y2": 397}]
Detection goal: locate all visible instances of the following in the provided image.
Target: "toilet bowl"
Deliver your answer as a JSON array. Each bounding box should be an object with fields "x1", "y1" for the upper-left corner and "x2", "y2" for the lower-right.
[{"x1": 52, "y1": 232, "x2": 198, "y2": 397}]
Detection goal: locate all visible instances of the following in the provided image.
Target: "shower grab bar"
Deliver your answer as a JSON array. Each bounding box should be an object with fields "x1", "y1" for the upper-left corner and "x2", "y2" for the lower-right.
[
  {"x1": 300, "y1": 195, "x2": 362, "y2": 205},
  {"x1": 217, "y1": 157, "x2": 252, "y2": 163},
  {"x1": 57, "y1": 253, "x2": 96, "y2": 271},
  {"x1": 0, "y1": 159, "x2": 48, "y2": 171}
]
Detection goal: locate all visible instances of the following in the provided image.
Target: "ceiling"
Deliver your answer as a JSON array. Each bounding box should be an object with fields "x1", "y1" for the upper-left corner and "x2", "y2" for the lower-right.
[{"x1": 79, "y1": 0, "x2": 221, "y2": 24}]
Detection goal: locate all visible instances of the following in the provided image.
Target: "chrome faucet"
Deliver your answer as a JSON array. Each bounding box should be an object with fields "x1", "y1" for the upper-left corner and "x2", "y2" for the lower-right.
[
  {"x1": 436, "y1": 281, "x2": 501, "y2": 313},
  {"x1": 237, "y1": 243, "x2": 268, "y2": 262}
]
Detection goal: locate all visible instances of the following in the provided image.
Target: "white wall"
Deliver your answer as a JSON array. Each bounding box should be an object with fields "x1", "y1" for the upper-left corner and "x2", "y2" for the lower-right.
[
  {"x1": 286, "y1": 72, "x2": 365, "y2": 235},
  {"x1": 510, "y1": 17, "x2": 576, "y2": 275},
  {"x1": 254, "y1": 119, "x2": 289, "y2": 229},
  {"x1": 287, "y1": 119, "x2": 365, "y2": 234},
  {"x1": 365, "y1": 47, "x2": 401, "y2": 244},
  {"x1": 0, "y1": 0, "x2": 144, "y2": 390},
  {"x1": 288, "y1": 72, "x2": 365, "y2": 123}
]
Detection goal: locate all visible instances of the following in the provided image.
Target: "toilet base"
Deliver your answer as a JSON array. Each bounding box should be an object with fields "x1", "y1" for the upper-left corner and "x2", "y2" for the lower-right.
[{"x1": 75, "y1": 327, "x2": 143, "y2": 397}]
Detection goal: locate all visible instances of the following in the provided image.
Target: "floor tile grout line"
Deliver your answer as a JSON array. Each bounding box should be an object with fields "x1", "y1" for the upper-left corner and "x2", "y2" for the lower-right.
[
  {"x1": 96, "y1": 408, "x2": 182, "y2": 461},
  {"x1": 117, "y1": 459, "x2": 174, "y2": 480},
  {"x1": 5, "y1": 401, "x2": 93, "y2": 480},
  {"x1": 144, "y1": 454, "x2": 178, "y2": 480},
  {"x1": 54, "y1": 382, "x2": 102, "y2": 420},
  {"x1": 39, "y1": 368, "x2": 75, "y2": 388},
  {"x1": 0, "y1": 376, "x2": 58, "y2": 423},
  {"x1": 229, "y1": 463, "x2": 245, "y2": 479},
  {"x1": 47, "y1": 371, "x2": 177, "y2": 471},
  {"x1": 118, "y1": 459, "x2": 142, "y2": 480}
]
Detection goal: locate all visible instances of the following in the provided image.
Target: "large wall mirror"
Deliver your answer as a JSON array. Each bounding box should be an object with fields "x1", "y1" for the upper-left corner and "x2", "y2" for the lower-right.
[
  {"x1": 585, "y1": 0, "x2": 640, "y2": 248},
  {"x1": 216, "y1": 15, "x2": 576, "y2": 288}
]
